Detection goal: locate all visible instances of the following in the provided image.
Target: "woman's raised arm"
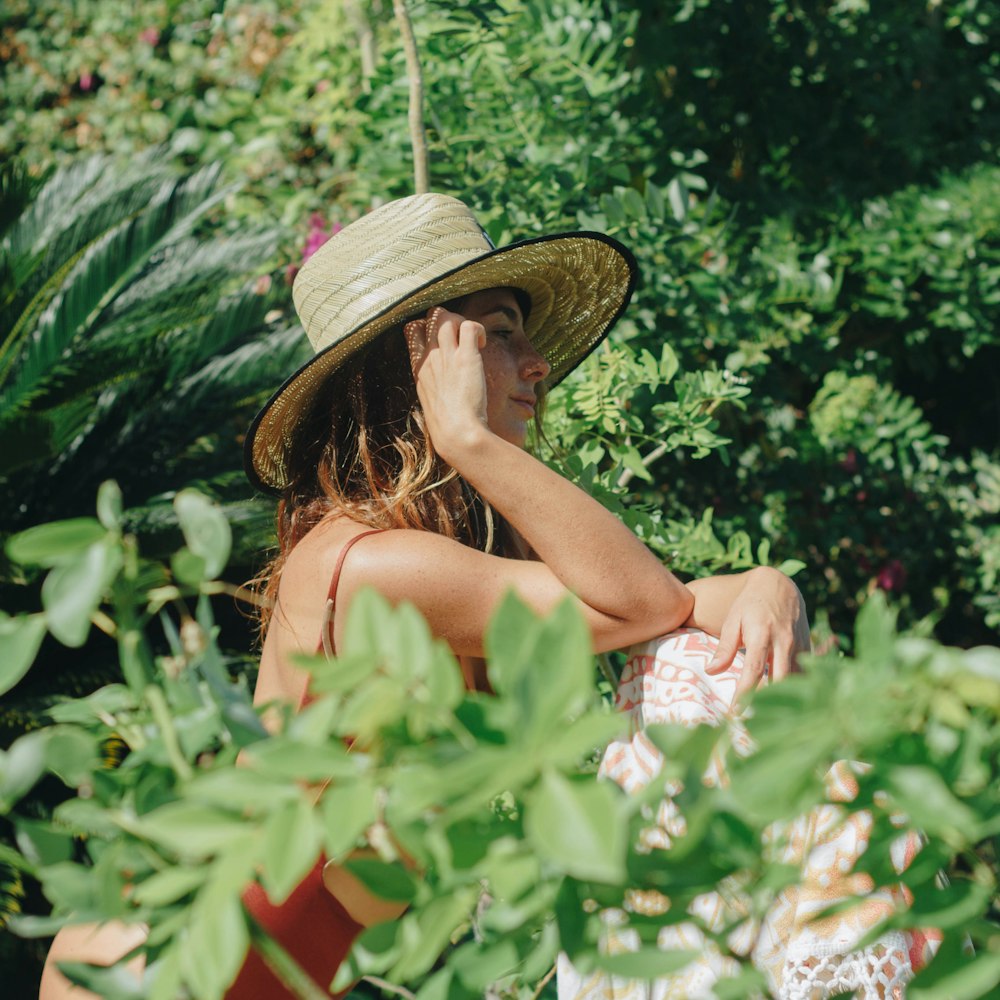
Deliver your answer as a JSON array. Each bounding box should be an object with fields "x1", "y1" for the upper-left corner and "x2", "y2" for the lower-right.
[{"x1": 320, "y1": 302, "x2": 695, "y2": 656}]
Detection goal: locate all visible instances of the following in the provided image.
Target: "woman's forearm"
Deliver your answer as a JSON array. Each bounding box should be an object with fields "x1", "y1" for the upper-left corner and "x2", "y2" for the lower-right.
[
  {"x1": 452, "y1": 428, "x2": 694, "y2": 634},
  {"x1": 683, "y1": 570, "x2": 756, "y2": 636}
]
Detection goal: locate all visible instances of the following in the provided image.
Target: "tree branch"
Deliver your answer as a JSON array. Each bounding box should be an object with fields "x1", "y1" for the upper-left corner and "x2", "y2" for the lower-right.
[
  {"x1": 344, "y1": 0, "x2": 377, "y2": 91},
  {"x1": 392, "y1": 0, "x2": 430, "y2": 193},
  {"x1": 616, "y1": 439, "x2": 672, "y2": 490}
]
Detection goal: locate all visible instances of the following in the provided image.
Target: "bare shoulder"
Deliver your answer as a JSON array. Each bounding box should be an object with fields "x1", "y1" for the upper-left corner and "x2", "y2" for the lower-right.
[
  {"x1": 334, "y1": 526, "x2": 507, "y2": 598},
  {"x1": 334, "y1": 528, "x2": 556, "y2": 658}
]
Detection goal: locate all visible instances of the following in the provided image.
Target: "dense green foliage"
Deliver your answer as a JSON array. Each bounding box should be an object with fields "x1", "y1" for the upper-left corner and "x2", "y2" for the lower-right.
[
  {"x1": 1, "y1": 0, "x2": 999, "y2": 994},
  {"x1": 1, "y1": 491, "x2": 999, "y2": 998},
  {"x1": 2, "y1": 0, "x2": 997, "y2": 647}
]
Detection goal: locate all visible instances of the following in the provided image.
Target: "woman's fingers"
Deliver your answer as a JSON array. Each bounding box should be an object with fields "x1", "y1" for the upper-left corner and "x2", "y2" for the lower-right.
[
  {"x1": 733, "y1": 651, "x2": 767, "y2": 703},
  {"x1": 404, "y1": 319, "x2": 427, "y2": 372},
  {"x1": 769, "y1": 638, "x2": 795, "y2": 683},
  {"x1": 705, "y1": 616, "x2": 741, "y2": 674},
  {"x1": 409, "y1": 307, "x2": 485, "y2": 359}
]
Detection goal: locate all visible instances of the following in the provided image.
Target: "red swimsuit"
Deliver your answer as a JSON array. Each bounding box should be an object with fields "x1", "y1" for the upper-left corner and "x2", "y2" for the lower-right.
[{"x1": 225, "y1": 530, "x2": 383, "y2": 998}]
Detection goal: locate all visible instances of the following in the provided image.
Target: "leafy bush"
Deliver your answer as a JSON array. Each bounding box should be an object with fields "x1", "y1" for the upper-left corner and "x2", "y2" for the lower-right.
[{"x1": 1, "y1": 490, "x2": 999, "y2": 999}]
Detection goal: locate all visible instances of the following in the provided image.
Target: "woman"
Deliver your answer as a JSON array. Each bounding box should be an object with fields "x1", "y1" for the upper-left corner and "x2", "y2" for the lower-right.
[
  {"x1": 230, "y1": 192, "x2": 809, "y2": 997},
  {"x1": 41, "y1": 193, "x2": 808, "y2": 999}
]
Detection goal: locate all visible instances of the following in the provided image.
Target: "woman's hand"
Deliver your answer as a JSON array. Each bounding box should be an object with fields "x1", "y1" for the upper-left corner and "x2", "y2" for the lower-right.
[
  {"x1": 701, "y1": 567, "x2": 811, "y2": 702},
  {"x1": 405, "y1": 305, "x2": 491, "y2": 463}
]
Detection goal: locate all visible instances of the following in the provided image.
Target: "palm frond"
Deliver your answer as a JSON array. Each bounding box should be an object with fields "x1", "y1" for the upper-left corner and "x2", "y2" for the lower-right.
[
  {"x1": 0, "y1": 161, "x2": 37, "y2": 243},
  {"x1": 0, "y1": 164, "x2": 235, "y2": 420}
]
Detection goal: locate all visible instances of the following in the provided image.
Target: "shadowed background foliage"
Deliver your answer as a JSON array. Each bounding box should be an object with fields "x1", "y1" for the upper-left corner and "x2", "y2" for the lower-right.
[{"x1": 1, "y1": 0, "x2": 998, "y2": 992}]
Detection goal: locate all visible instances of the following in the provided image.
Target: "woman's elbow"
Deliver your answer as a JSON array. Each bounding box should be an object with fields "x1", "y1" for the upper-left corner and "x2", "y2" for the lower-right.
[
  {"x1": 616, "y1": 579, "x2": 695, "y2": 643},
  {"x1": 40, "y1": 922, "x2": 146, "y2": 1000}
]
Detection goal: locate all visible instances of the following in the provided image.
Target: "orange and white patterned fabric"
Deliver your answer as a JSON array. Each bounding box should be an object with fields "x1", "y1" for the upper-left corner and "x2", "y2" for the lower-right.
[{"x1": 558, "y1": 629, "x2": 939, "y2": 1000}]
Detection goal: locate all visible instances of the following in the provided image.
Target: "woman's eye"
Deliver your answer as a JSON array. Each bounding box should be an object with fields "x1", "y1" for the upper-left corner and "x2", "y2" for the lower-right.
[{"x1": 490, "y1": 328, "x2": 514, "y2": 340}]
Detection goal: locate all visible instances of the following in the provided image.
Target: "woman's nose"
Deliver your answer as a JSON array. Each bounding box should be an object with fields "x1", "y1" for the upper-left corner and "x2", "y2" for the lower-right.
[{"x1": 521, "y1": 344, "x2": 551, "y2": 382}]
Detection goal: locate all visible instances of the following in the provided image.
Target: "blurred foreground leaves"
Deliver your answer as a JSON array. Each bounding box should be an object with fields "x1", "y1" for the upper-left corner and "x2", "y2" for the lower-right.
[{"x1": 0, "y1": 489, "x2": 997, "y2": 998}]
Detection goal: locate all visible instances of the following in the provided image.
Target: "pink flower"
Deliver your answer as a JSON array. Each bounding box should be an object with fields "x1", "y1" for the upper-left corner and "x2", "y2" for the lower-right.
[
  {"x1": 140, "y1": 27, "x2": 160, "y2": 46},
  {"x1": 301, "y1": 215, "x2": 342, "y2": 264},
  {"x1": 253, "y1": 274, "x2": 272, "y2": 296},
  {"x1": 79, "y1": 72, "x2": 94, "y2": 92},
  {"x1": 840, "y1": 448, "x2": 858, "y2": 474},
  {"x1": 876, "y1": 559, "x2": 907, "y2": 593}
]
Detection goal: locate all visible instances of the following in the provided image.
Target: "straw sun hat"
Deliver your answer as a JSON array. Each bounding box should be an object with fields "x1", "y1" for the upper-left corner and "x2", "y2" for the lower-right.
[{"x1": 245, "y1": 192, "x2": 637, "y2": 493}]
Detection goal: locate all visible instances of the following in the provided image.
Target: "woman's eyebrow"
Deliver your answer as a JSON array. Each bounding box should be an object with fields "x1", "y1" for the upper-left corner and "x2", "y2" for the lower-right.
[{"x1": 481, "y1": 305, "x2": 520, "y2": 323}]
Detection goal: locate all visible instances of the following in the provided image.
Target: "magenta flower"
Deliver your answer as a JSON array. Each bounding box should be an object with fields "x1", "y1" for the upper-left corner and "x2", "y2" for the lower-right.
[
  {"x1": 79, "y1": 72, "x2": 94, "y2": 92},
  {"x1": 876, "y1": 559, "x2": 907, "y2": 593},
  {"x1": 140, "y1": 27, "x2": 161, "y2": 46},
  {"x1": 301, "y1": 215, "x2": 342, "y2": 264}
]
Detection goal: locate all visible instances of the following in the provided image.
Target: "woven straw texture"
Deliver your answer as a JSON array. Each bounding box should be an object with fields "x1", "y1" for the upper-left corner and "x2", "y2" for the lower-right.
[{"x1": 247, "y1": 193, "x2": 635, "y2": 492}]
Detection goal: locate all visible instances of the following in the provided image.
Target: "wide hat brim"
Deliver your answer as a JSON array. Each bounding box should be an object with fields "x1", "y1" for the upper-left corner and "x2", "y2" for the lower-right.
[{"x1": 245, "y1": 228, "x2": 636, "y2": 494}]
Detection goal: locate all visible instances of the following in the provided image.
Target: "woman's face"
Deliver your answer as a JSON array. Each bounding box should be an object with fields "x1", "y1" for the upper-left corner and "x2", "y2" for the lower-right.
[{"x1": 455, "y1": 288, "x2": 550, "y2": 448}]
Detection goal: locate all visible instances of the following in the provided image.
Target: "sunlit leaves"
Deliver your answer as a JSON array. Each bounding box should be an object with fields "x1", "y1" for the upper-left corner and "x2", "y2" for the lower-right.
[
  {"x1": 523, "y1": 770, "x2": 627, "y2": 883},
  {"x1": 0, "y1": 612, "x2": 46, "y2": 696},
  {"x1": 2, "y1": 485, "x2": 1000, "y2": 1000},
  {"x1": 173, "y1": 488, "x2": 232, "y2": 582}
]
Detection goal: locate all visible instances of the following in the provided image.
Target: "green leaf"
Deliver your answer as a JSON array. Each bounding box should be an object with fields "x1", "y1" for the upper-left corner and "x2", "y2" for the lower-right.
[
  {"x1": 170, "y1": 548, "x2": 207, "y2": 586},
  {"x1": 909, "y1": 940, "x2": 1000, "y2": 1000},
  {"x1": 187, "y1": 768, "x2": 298, "y2": 813},
  {"x1": 0, "y1": 612, "x2": 46, "y2": 696},
  {"x1": 131, "y1": 867, "x2": 207, "y2": 908},
  {"x1": 885, "y1": 765, "x2": 980, "y2": 844},
  {"x1": 658, "y1": 343, "x2": 679, "y2": 384},
  {"x1": 333, "y1": 921, "x2": 402, "y2": 990},
  {"x1": 146, "y1": 947, "x2": 184, "y2": 1000},
  {"x1": 854, "y1": 591, "x2": 899, "y2": 666},
  {"x1": 341, "y1": 585, "x2": 396, "y2": 662},
  {"x1": 0, "y1": 729, "x2": 50, "y2": 811},
  {"x1": 260, "y1": 796, "x2": 322, "y2": 902},
  {"x1": 646, "y1": 181, "x2": 665, "y2": 220},
  {"x1": 5, "y1": 913, "x2": 69, "y2": 938},
  {"x1": 484, "y1": 590, "x2": 543, "y2": 693},
  {"x1": 904, "y1": 880, "x2": 993, "y2": 931},
  {"x1": 667, "y1": 177, "x2": 688, "y2": 222},
  {"x1": 595, "y1": 946, "x2": 699, "y2": 979},
  {"x1": 486, "y1": 595, "x2": 594, "y2": 740},
  {"x1": 173, "y1": 489, "x2": 231, "y2": 580},
  {"x1": 342, "y1": 859, "x2": 417, "y2": 903},
  {"x1": 450, "y1": 937, "x2": 521, "y2": 990},
  {"x1": 14, "y1": 816, "x2": 74, "y2": 865},
  {"x1": 776, "y1": 559, "x2": 806, "y2": 577},
  {"x1": 96, "y1": 480, "x2": 123, "y2": 531},
  {"x1": 6, "y1": 517, "x2": 106, "y2": 567},
  {"x1": 37, "y1": 861, "x2": 97, "y2": 912},
  {"x1": 183, "y1": 852, "x2": 252, "y2": 997},
  {"x1": 321, "y1": 776, "x2": 378, "y2": 859},
  {"x1": 620, "y1": 186, "x2": 646, "y2": 221},
  {"x1": 388, "y1": 887, "x2": 480, "y2": 981},
  {"x1": 55, "y1": 961, "x2": 146, "y2": 1000},
  {"x1": 244, "y1": 737, "x2": 357, "y2": 783},
  {"x1": 44, "y1": 725, "x2": 99, "y2": 785},
  {"x1": 42, "y1": 535, "x2": 122, "y2": 646},
  {"x1": 131, "y1": 801, "x2": 251, "y2": 858},
  {"x1": 619, "y1": 443, "x2": 653, "y2": 482},
  {"x1": 524, "y1": 770, "x2": 627, "y2": 883}
]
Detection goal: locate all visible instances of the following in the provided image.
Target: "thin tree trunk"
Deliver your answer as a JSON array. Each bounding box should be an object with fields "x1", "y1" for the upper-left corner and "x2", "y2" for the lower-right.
[
  {"x1": 392, "y1": 0, "x2": 429, "y2": 193},
  {"x1": 344, "y1": 0, "x2": 377, "y2": 92}
]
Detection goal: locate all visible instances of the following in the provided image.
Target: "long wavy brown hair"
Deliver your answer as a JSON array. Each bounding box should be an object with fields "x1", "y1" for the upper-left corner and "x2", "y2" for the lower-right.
[{"x1": 254, "y1": 290, "x2": 537, "y2": 639}]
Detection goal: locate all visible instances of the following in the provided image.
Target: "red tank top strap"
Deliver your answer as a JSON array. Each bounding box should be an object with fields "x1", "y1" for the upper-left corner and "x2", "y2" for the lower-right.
[
  {"x1": 313, "y1": 528, "x2": 385, "y2": 654},
  {"x1": 296, "y1": 528, "x2": 383, "y2": 713}
]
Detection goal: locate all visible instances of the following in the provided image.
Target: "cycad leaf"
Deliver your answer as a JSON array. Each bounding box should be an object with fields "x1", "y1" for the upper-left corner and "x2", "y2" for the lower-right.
[{"x1": 0, "y1": 166, "x2": 233, "y2": 420}]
